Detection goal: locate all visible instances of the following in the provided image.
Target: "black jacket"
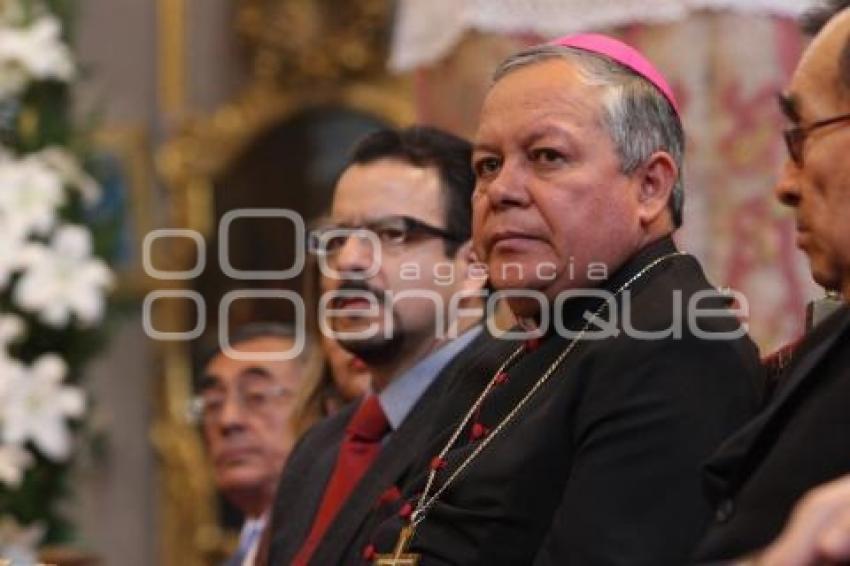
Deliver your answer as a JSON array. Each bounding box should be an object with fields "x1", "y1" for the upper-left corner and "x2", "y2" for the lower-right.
[
  {"x1": 367, "y1": 237, "x2": 763, "y2": 566},
  {"x1": 694, "y1": 304, "x2": 850, "y2": 562},
  {"x1": 265, "y1": 328, "x2": 506, "y2": 565}
]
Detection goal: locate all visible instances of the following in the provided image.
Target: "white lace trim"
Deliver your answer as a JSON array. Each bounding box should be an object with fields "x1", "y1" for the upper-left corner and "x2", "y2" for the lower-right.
[{"x1": 390, "y1": 0, "x2": 815, "y2": 71}]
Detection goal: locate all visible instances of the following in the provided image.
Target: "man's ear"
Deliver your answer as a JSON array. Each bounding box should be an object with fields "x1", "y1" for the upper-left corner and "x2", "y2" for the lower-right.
[
  {"x1": 454, "y1": 241, "x2": 487, "y2": 295},
  {"x1": 636, "y1": 151, "x2": 677, "y2": 227}
]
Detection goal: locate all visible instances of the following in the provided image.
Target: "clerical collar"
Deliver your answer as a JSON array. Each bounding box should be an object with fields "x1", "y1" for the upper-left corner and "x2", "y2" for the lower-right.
[
  {"x1": 556, "y1": 234, "x2": 681, "y2": 329},
  {"x1": 605, "y1": 235, "x2": 679, "y2": 294}
]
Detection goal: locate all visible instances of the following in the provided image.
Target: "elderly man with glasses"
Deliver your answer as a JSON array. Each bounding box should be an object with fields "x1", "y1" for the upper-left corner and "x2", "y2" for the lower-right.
[
  {"x1": 694, "y1": 1, "x2": 850, "y2": 563},
  {"x1": 193, "y1": 322, "x2": 307, "y2": 566},
  {"x1": 262, "y1": 126, "x2": 498, "y2": 566}
]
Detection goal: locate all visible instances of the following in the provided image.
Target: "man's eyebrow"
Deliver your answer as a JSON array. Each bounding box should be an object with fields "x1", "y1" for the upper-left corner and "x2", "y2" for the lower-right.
[
  {"x1": 518, "y1": 125, "x2": 572, "y2": 147},
  {"x1": 198, "y1": 374, "x2": 221, "y2": 391},
  {"x1": 472, "y1": 141, "x2": 500, "y2": 154},
  {"x1": 239, "y1": 366, "x2": 275, "y2": 380},
  {"x1": 777, "y1": 92, "x2": 801, "y2": 122},
  {"x1": 472, "y1": 126, "x2": 572, "y2": 154}
]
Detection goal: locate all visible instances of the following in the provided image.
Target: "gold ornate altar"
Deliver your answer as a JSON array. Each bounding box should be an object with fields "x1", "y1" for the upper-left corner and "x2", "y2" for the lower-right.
[{"x1": 154, "y1": 1, "x2": 414, "y2": 564}]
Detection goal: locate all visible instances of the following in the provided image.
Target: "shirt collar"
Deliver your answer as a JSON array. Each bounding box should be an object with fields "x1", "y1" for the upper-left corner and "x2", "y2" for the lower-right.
[
  {"x1": 378, "y1": 326, "x2": 482, "y2": 430},
  {"x1": 238, "y1": 514, "x2": 267, "y2": 551},
  {"x1": 241, "y1": 514, "x2": 266, "y2": 535}
]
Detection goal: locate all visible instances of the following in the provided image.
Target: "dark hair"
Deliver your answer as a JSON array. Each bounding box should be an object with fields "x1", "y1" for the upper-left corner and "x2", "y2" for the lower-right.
[
  {"x1": 348, "y1": 126, "x2": 475, "y2": 256},
  {"x1": 197, "y1": 322, "x2": 298, "y2": 386},
  {"x1": 801, "y1": 1, "x2": 850, "y2": 90}
]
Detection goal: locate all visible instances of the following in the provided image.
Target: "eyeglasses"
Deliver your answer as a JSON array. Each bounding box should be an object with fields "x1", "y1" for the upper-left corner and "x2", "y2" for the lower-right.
[
  {"x1": 307, "y1": 215, "x2": 461, "y2": 256},
  {"x1": 189, "y1": 383, "x2": 293, "y2": 424},
  {"x1": 782, "y1": 111, "x2": 850, "y2": 167}
]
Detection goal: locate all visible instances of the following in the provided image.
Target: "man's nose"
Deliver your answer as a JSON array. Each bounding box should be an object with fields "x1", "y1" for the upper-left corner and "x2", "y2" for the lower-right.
[
  {"x1": 775, "y1": 159, "x2": 802, "y2": 208},
  {"x1": 218, "y1": 394, "x2": 246, "y2": 432},
  {"x1": 333, "y1": 232, "x2": 378, "y2": 274},
  {"x1": 484, "y1": 159, "x2": 531, "y2": 210}
]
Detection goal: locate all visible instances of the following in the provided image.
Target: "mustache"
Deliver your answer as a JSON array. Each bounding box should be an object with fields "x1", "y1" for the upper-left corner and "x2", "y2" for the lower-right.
[{"x1": 326, "y1": 280, "x2": 386, "y2": 306}]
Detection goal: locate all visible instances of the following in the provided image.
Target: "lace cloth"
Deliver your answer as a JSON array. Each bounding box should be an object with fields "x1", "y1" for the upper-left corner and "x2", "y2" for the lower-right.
[{"x1": 390, "y1": 0, "x2": 813, "y2": 70}]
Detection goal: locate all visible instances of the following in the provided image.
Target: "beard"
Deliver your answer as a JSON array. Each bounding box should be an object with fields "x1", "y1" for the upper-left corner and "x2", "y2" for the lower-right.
[
  {"x1": 337, "y1": 322, "x2": 406, "y2": 365},
  {"x1": 325, "y1": 280, "x2": 408, "y2": 365}
]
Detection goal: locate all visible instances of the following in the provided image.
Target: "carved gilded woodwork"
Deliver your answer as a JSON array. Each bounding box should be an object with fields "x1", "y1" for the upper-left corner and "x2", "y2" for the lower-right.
[
  {"x1": 235, "y1": 0, "x2": 391, "y2": 86},
  {"x1": 154, "y1": 1, "x2": 413, "y2": 564}
]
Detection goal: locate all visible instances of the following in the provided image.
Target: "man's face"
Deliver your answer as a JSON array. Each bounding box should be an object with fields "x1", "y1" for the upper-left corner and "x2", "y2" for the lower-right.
[
  {"x1": 317, "y1": 271, "x2": 371, "y2": 400},
  {"x1": 322, "y1": 158, "x2": 465, "y2": 361},
  {"x1": 775, "y1": 10, "x2": 850, "y2": 297},
  {"x1": 472, "y1": 59, "x2": 645, "y2": 316},
  {"x1": 201, "y1": 336, "x2": 303, "y2": 507}
]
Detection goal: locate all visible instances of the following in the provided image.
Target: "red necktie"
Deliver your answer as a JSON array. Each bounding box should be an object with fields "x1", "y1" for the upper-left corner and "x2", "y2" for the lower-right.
[{"x1": 293, "y1": 395, "x2": 390, "y2": 565}]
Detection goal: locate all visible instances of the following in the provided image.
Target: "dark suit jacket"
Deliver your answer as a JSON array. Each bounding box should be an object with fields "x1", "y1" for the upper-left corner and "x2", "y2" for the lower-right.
[
  {"x1": 265, "y1": 328, "x2": 506, "y2": 566},
  {"x1": 367, "y1": 237, "x2": 763, "y2": 566},
  {"x1": 693, "y1": 304, "x2": 850, "y2": 562}
]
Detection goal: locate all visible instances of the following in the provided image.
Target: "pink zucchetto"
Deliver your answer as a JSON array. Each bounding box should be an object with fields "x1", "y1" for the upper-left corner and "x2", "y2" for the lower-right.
[{"x1": 550, "y1": 33, "x2": 680, "y2": 117}]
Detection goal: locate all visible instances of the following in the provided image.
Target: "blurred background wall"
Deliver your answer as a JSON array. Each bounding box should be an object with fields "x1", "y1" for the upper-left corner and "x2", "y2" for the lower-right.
[{"x1": 69, "y1": 1, "x2": 246, "y2": 564}]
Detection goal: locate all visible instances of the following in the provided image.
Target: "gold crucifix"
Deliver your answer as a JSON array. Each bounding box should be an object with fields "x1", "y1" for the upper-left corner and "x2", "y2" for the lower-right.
[{"x1": 373, "y1": 524, "x2": 420, "y2": 565}]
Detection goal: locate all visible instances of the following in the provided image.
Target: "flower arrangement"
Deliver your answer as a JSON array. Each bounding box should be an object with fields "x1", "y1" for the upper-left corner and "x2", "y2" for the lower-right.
[{"x1": 0, "y1": 0, "x2": 114, "y2": 562}]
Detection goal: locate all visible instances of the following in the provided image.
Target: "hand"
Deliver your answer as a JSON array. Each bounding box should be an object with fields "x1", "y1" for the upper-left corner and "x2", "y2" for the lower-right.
[{"x1": 753, "y1": 475, "x2": 850, "y2": 566}]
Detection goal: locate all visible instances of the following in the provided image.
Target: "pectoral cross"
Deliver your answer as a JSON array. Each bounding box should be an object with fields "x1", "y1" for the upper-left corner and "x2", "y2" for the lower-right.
[{"x1": 373, "y1": 523, "x2": 420, "y2": 565}]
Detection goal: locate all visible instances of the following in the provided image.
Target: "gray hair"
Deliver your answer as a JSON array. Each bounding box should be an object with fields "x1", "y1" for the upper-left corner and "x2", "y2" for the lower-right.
[{"x1": 493, "y1": 44, "x2": 685, "y2": 228}]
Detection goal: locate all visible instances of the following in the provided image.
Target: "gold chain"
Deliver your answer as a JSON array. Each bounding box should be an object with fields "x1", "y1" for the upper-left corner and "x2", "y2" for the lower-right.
[{"x1": 410, "y1": 250, "x2": 688, "y2": 529}]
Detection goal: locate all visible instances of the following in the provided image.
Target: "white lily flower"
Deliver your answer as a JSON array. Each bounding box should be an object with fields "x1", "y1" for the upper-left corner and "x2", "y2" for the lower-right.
[
  {"x1": 0, "y1": 313, "x2": 24, "y2": 347},
  {"x1": 0, "y1": 353, "x2": 85, "y2": 460},
  {"x1": 0, "y1": 153, "x2": 65, "y2": 238},
  {"x1": 37, "y1": 147, "x2": 101, "y2": 204},
  {"x1": 0, "y1": 443, "x2": 32, "y2": 487},
  {"x1": 0, "y1": 347, "x2": 23, "y2": 415},
  {"x1": 0, "y1": 220, "x2": 26, "y2": 287},
  {"x1": 0, "y1": 314, "x2": 25, "y2": 406},
  {"x1": 14, "y1": 225, "x2": 113, "y2": 327},
  {"x1": 0, "y1": 15, "x2": 74, "y2": 98}
]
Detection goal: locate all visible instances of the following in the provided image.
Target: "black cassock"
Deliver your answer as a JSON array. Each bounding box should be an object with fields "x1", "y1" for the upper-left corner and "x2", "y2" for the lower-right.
[
  {"x1": 366, "y1": 236, "x2": 763, "y2": 566},
  {"x1": 695, "y1": 304, "x2": 850, "y2": 563}
]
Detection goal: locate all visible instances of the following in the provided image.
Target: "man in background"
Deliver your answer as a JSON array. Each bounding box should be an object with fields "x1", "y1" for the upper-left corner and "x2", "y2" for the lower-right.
[
  {"x1": 195, "y1": 322, "x2": 307, "y2": 566},
  {"x1": 694, "y1": 1, "x2": 850, "y2": 562},
  {"x1": 264, "y1": 126, "x2": 494, "y2": 565}
]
